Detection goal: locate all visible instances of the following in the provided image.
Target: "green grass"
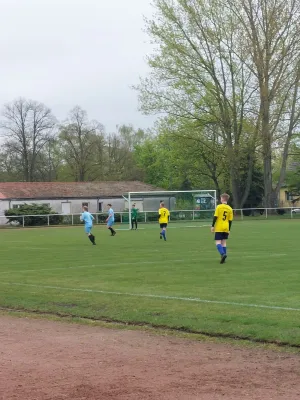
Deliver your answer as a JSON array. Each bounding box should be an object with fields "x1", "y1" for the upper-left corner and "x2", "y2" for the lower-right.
[{"x1": 0, "y1": 220, "x2": 299, "y2": 347}]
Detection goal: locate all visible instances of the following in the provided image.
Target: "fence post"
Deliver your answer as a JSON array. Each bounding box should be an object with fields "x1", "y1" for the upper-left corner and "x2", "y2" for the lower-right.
[
  {"x1": 291, "y1": 208, "x2": 293, "y2": 219},
  {"x1": 121, "y1": 213, "x2": 123, "y2": 224},
  {"x1": 72, "y1": 214, "x2": 74, "y2": 225},
  {"x1": 266, "y1": 208, "x2": 268, "y2": 219},
  {"x1": 192, "y1": 210, "x2": 195, "y2": 221},
  {"x1": 96, "y1": 213, "x2": 98, "y2": 224},
  {"x1": 22, "y1": 216, "x2": 25, "y2": 227},
  {"x1": 47, "y1": 215, "x2": 50, "y2": 226},
  {"x1": 145, "y1": 212, "x2": 147, "y2": 223},
  {"x1": 240, "y1": 209, "x2": 243, "y2": 220}
]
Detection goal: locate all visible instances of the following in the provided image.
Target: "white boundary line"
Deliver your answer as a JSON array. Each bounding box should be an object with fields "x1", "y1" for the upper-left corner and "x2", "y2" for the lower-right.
[
  {"x1": 0, "y1": 281, "x2": 299, "y2": 312},
  {"x1": 0, "y1": 253, "x2": 287, "y2": 275}
]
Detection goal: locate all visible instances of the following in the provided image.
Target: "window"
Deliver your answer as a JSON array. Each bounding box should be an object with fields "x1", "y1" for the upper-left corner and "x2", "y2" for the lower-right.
[
  {"x1": 98, "y1": 202, "x2": 103, "y2": 212},
  {"x1": 286, "y1": 192, "x2": 298, "y2": 201},
  {"x1": 12, "y1": 204, "x2": 23, "y2": 209}
]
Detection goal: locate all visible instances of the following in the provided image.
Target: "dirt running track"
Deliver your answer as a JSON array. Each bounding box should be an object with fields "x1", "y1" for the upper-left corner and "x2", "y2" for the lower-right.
[{"x1": 0, "y1": 316, "x2": 299, "y2": 400}]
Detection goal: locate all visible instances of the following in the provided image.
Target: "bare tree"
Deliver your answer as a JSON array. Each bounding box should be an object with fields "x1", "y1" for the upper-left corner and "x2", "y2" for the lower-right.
[
  {"x1": 0, "y1": 98, "x2": 56, "y2": 181},
  {"x1": 59, "y1": 106, "x2": 105, "y2": 181}
]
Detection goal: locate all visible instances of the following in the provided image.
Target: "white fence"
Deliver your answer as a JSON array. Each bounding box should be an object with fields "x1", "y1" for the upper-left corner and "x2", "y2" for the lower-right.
[{"x1": 1, "y1": 207, "x2": 300, "y2": 228}]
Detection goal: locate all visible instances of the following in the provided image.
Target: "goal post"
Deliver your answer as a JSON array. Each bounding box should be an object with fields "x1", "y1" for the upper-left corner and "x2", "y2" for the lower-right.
[{"x1": 126, "y1": 190, "x2": 217, "y2": 229}]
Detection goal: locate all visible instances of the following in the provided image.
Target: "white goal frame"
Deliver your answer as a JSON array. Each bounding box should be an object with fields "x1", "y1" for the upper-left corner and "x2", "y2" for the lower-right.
[{"x1": 126, "y1": 190, "x2": 217, "y2": 230}]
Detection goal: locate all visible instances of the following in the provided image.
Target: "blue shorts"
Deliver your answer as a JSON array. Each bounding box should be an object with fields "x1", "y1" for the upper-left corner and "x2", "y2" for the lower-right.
[
  {"x1": 85, "y1": 225, "x2": 92, "y2": 234},
  {"x1": 107, "y1": 220, "x2": 114, "y2": 227},
  {"x1": 215, "y1": 232, "x2": 229, "y2": 241}
]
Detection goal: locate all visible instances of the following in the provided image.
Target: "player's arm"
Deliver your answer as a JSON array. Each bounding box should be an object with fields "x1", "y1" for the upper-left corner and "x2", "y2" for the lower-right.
[
  {"x1": 91, "y1": 214, "x2": 95, "y2": 221},
  {"x1": 228, "y1": 209, "x2": 233, "y2": 232},
  {"x1": 158, "y1": 209, "x2": 161, "y2": 219},
  {"x1": 211, "y1": 207, "x2": 219, "y2": 232}
]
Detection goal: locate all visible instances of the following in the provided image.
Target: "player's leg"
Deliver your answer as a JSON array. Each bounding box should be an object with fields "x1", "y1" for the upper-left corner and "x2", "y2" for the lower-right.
[
  {"x1": 220, "y1": 235, "x2": 228, "y2": 264},
  {"x1": 135, "y1": 219, "x2": 138, "y2": 230},
  {"x1": 215, "y1": 232, "x2": 226, "y2": 263},
  {"x1": 108, "y1": 222, "x2": 116, "y2": 236},
  {"x1": 215, "y1": 239, "x2": 224, "y2": 256},
  {"x1": 221, "y1": 239, "x2": 227, "y2": 256},
  {"x1": 85, "y1": 226, "x2": 95, "y2": 245},
  {"x1": 90, "y1": 227, "x2": 96, "y2": 245},
  {"x1": 131, "y1": 219, "x2": 134, "y2": 230},
  {"x1": 161, "y1": 224, "x2": 167, "y2": 241}
]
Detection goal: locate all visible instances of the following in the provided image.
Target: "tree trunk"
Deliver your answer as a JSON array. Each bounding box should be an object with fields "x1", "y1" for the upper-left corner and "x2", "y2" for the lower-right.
[
  {"x1": 262, "y1": 124, "x2": 273, "y2": 208},
  {"x1": 240, "y1": 153, "x2": 255, "y2": 208}
]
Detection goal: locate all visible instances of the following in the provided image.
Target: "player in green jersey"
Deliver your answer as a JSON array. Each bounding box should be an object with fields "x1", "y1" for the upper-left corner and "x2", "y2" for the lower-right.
[{"x1": 131, "y1": 204, "x2": 138, "y2": 230}]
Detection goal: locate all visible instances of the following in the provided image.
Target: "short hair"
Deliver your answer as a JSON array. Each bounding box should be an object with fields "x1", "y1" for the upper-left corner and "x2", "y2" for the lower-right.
[
  {"x1": 107, "y1": 203, "x2": 112, "y2": 207},
  {"x1": 221, "y1": 193, "x2": 230, "y2": 201},
  {"x1": 83, "y1": 205, "x2": 88, "y2": 211},
  {"x1": 160, "y1": 202, "x2": 165, "y2": 207}
]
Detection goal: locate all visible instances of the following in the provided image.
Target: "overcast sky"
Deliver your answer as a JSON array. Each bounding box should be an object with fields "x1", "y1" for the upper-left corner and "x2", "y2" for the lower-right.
[{"x1": 0, "y1": 0, "x2": 155, "y2": 132}]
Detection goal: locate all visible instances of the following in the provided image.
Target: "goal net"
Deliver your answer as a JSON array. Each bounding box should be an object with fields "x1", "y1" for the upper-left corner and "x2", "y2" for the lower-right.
[{"x1": 124, "y1": 190, "x2": 217, "y2": 229}]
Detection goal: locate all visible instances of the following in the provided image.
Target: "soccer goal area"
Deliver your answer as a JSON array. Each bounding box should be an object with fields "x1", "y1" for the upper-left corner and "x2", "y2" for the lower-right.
[{"x1": 123, "y1": 190, "x2": 217, "y2": 229}]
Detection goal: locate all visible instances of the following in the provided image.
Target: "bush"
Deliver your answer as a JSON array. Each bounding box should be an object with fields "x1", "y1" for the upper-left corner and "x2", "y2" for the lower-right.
[
  {"x1": 276, "y1": 208, "x2": 286, "y2": 215},
  {"x1": 5, "y1": 204, "x2": 63, "y2": 226}
]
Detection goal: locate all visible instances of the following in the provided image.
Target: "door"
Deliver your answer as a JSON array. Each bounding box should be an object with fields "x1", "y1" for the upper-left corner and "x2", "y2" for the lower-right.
[{"x1": 61, "y1": 202, "x2": 71, "y2": 214}]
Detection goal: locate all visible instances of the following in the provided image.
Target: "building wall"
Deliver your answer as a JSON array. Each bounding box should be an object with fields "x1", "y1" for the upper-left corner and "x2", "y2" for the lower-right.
[
  {"x1": 278, "y1": 189, "x2": 300, "y2": 207},
  {"x1": 0, "y1": 200, "x2": 10, "y2": 225},
  {"x1": 0, "y1": 198, "x2": 127, "y2": 225},
  {"x1": 0, "y1": 196, "x2": 175, "y2": 225}
]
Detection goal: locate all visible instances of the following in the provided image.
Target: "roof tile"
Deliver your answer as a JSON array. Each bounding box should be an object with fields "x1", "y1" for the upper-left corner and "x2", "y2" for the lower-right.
[{"x1": 0, "y1": 181, "x2": 164, "y2": 200}]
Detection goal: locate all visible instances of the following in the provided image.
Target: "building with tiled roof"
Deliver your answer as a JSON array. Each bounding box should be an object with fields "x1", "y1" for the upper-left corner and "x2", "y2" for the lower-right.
[{"x1": 0, "y1": 181, "x2": 165, "y2": 223}]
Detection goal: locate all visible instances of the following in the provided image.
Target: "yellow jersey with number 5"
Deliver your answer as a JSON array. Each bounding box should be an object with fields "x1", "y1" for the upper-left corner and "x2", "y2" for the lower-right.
[
  {"x1": 159, "y1": 207, "x2": 170, "y2": 224},
  {"x1": 214, "y1": 204, "x2": 233, "y2": 232}
]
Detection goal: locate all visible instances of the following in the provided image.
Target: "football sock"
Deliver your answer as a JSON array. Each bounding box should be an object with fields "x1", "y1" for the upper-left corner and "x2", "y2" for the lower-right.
[
  {"x1": 223, "y1": 247, "x2": 227, "y2": 255},
  {"x1": 109, "y1": 227, "x2": 113, "y2": 234},
  {"x1": 88, "y1": 235, "x2": 93, "y2": 243},
  {"x1": 216, "y1": 244, "x2": 224, "y2": 255}
]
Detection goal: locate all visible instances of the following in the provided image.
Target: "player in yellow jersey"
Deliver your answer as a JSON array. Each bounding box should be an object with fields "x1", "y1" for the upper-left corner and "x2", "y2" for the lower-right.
[
  {"x1": 211, "y1": 193, "x2": 233, "y2": 264},
  {"x1": 158, "y1": 202, "x2": 170, "y2": 241}
]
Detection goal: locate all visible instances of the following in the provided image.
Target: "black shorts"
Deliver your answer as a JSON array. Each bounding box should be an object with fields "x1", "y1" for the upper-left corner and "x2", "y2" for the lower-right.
[
  {"x1": 160, "y1": 223, "x2": 168, "y2": 228},
  {"x1": 214, "y1": 232, "x2": 229, "y2": 241}
]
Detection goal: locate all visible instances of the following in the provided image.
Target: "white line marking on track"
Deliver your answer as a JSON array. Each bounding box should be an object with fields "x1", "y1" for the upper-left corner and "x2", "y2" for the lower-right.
[{"x1": 0, "y1": 282, "x2": 299, "y2": 312}]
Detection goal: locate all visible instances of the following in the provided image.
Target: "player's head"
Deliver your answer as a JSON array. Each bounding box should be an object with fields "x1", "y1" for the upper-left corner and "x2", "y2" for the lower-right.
[
  {"x1": 160, "y1": 202, "x2": 165, "y2": 208},
  {"x1": 132, "y1": 204, "x2": 135, "y2": 208},
  {"x1": 83, "y1": 205, "x2": 88, "y2": 212},
  {"x1": 220, "y1": 193, "x2": 230, "y2": 204},
  {"x1": 107, "y1": 203, "x2": 112, "y2": 209}
]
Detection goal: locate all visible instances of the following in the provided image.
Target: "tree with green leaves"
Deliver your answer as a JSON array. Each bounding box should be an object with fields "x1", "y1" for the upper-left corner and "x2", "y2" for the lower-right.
[
  {"x1": 227, "y1": 0, "x2": 300, "y2": 207},
  {"x1": 137, "y1": 0, "x2": 300, "y2": 207},
  {"x1": 137, "y1": 0, "x2": 259, "y2": 207}
]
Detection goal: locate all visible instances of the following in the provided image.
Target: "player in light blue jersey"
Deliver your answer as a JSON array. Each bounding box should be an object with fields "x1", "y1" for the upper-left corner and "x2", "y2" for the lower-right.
[
  {"x1": 106, "y1": 203, "x2": 116, "y2": 236},
  {"x1": 80, "y1": 206, "x2": 96, "y2": 245}
]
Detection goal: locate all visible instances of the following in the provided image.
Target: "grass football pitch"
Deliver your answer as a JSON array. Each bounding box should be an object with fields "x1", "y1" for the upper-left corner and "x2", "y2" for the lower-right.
[{"x1": 0, "y1": 220, "x2": 299, "y2": 347}]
